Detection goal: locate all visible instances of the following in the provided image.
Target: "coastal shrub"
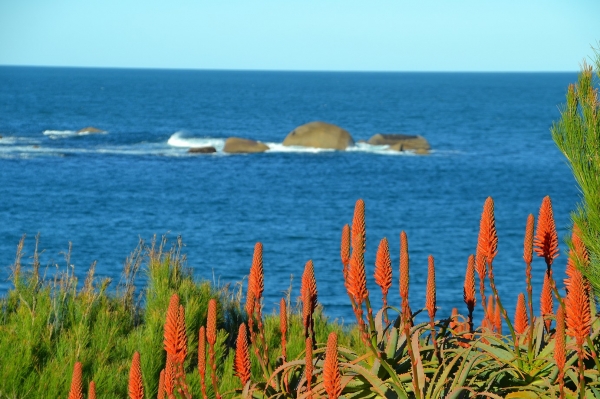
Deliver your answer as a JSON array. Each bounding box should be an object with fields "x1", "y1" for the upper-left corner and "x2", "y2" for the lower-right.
[{"x1": 552, "y1": 44, "x2": 600, "y2": 297}]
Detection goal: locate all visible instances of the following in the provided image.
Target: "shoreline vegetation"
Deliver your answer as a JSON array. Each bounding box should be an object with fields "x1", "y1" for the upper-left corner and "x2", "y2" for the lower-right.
[{"x1": 1, "y1": 50, "x2": 599, "y2": 398}]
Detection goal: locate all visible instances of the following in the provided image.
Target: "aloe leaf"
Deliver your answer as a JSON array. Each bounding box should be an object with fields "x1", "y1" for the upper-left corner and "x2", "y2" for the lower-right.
[
  {"x1": 410, "y1": 333, "x2": 426, "y2": 397},
  {"x1": 505, "y1": 391, "x2": 538, "y2": 398},
  {"x1": 428, "y1": 347, "x2": 476, "y2": 398},
  {"x1": 340, "y1": 362, "x2": 408, "y2": 399},
  {"x1": 472, "y1": 341, "x2": 515, "y2": 363},
  {"x1": 385, "y1": 326, "x2": 399, "y2": 359}
]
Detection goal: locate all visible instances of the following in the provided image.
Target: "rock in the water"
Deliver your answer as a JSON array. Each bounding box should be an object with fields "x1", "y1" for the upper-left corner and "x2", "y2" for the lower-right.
[
  {"x1": 223, "y1": 137, "x2": 269, "y2": 153},
  {"x1": 77, "y1": 126, "x2": 105, "y2": 134},
  {"x1": 188, "y1": 146, "x2": 216, "y2": 154},
  {"x1": 368, "y1": 133, "x2": 430, "y2": 153},
  {"x1": 283, "y1": 121, "x2": 354, "y2": 150}
]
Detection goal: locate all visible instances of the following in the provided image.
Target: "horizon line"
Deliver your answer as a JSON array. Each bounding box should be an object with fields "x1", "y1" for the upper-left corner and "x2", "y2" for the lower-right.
[{"x1": 0, "y1": 64, "x2": 579, "y2": 74}]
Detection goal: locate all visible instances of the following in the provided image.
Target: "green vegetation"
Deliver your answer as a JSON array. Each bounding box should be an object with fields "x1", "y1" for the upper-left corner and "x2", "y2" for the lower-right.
[
  {"x1": 552, "y1": 44, "x2": 600, "y2": 297},
  {"x1": 0, "y1": 235, "x2": 358, "y2": 398}
]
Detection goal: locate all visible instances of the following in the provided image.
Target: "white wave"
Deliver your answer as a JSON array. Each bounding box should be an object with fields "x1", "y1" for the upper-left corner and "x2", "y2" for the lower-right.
[
  {"x1": 0, "y1": 136, "x2": 41, "y2": 145},
  {"x1": 346, "y1": 142, "x2": 416, "y2": 155},
  {"x1": 42, "y1": 129, "x2": 107, "y2": 139},
  {"x1": 265, "y1": 143, "x2": 336, "y2": 153},
  {"x1": 167, "y1": 132, "x2": 225, "y2": 151},
  {"x1": 265, "y1": 141, "x2": 414, "y2": 155}
]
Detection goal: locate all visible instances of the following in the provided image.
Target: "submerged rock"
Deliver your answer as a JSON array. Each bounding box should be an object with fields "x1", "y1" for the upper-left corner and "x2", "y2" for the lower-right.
[
  {"x1": 188, "y1": 146, "x2": 216, "y2": 154},
  {"x1": 77, "y1": 126, "x2": 105, "y2": 134},
  {"x1": 283, "y1": 121, "x2": 354, "y2": 150},
  {"x1": 223, "y1": 137, "x2": 269, "y2": 153},
  {"x1": 368, "y1": 133, "x2": 430, "y2": 154}
]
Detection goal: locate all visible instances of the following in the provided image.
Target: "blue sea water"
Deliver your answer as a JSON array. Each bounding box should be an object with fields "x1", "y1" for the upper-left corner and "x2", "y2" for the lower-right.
[{"x1": 0, "y1": 66, "x2": 581, "y2": 323}]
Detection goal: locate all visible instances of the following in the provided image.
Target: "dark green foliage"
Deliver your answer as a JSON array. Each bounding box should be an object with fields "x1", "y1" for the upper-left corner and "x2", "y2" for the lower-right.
[{"x1": 552, "y1": 44, "x2": 600, "y2": 299}]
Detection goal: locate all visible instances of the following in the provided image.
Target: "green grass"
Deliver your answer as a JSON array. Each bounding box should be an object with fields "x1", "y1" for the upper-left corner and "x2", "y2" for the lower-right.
[{"x1": 0, "y1": 235, "x2": 357, "y2": 399}]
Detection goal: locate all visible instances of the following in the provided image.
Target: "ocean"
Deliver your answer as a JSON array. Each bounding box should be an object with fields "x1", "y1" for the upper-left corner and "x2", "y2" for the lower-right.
[{"x1": 0, "y1": 66, "x2": 580, "y2": 323}]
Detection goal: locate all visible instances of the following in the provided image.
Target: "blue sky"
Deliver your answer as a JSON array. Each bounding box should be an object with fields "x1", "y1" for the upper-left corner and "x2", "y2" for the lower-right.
[{"x1": 0, "y1": 0, "x2": 598, "y2": 71}]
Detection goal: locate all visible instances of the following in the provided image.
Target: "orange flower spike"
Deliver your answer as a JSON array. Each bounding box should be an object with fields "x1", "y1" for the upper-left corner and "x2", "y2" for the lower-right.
[
  {"x1": 374, "y1": 237, "x2": 392, "y2": 297},
  {"x1": 206, "y1": 298, "x2": 221, "y2": 399},
  {"x1": 206, "y1": 299, "x2": 217, "y2": 345},
  {"x1": 534, "y1": 196, "x2": 559, "y2": 271},
  {"x1": 351, "y1": 199, "x2": 366, "y2": 255},
  {"x1": 157, "y1": 369, "x2": 165, "y2": 399},
  {"x1": 68, "y1": 362, "x2": 84, "y2": 399},
  {"x1": 128, "y1": 352, "x2": 144, "y2": 399},
  {"x1": 305, "y1": 337, "x2": 313, "y2": 396},
  {"x1": 523, "y1": 214, "x2": 535, "y2": 265},
  {"x1": 249, "y1": 242, "x2": 264, "y2": 302},
  {"x1": 477, "y1": 197, "x2": 498, "y2": 277},
  {"x1": 555, "y1": 304, "x2": 566, "y2": 398},
  {"x1": 349, "y1": 251, "x2": 368, "y2": 304},
  {"x1": 323, "y1": 332, "x2": 342, "y2": 399},
  {"x1": 341, "y1": 224, "x2": 351, "y2": 267},
  {"x1": 280, "y1": 298, "x2": 287, "y2": 360},
  {"x1": 400, "y1": 231, "x2": 410, "y2": 306},
  {"x1": 234, "y1": 323, "x2": 251, "y2": 386},
  {"x1": 176, "y1": 304, "x2": 188, "y2": 363},
  {"x1": 164, "y1": 293, "x2": 180, "y2": 358},
  {"x1": 302, "y1": 260, "x2": 318, "y2": 312},
  {"x1": 88, "y1": 381, "x2": 96, "y2": 399},
  {"x1": 514, "y1": 293, "x2": 528, "y2": 334},
  {"x1": 486, "y1": 295, "x2": 494, "y2": 330},
  {"x1": 426, "y1": 255, "x2": 436, "y2": 320},
  {"x1": 198, "y1": 326, "x2": 207, "y2": 399},
  {"x1": 555, "y1": 305, "x2": 566, "y2": 371},
  {"x1": 565, "y1": 256, "x2": 591, "y2": 347},
  {"x1": 301, "y1": 287, "x2": 312, "y2": 336},
  {"x1": 245, "y1": 290, "x2": 255, "y2": 320},
  {"x1": 494, "y1": 298, "x2": 502, "y2": 334},
  {"x1": 540, "y1": 272, "x2": 554, "y2": 332},
  {"x1": 463, "y1": 255, "x2": 476, "y2": 313},
  {"x1": 301, "y1": 260, "x2": 318, "y2": 336}
]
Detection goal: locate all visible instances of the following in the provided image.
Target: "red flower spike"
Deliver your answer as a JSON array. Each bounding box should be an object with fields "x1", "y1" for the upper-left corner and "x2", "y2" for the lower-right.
[
  {"x1": 247, "y1": 242, "x2": 264, "y2": 305},
  {"x1": 463, "y1": 255, "x2": 476, "y2": 313},
  {"x1": 341, "y1": 224, "x2": 351, "y2": 267},
  {"x1": 323, "y1": 332, "x2": 342, "y2": 399},
  {"x1": 348, "y1": 251, "x2": 368, "y2": 304},
  {"x1": 540, "y1": 272, "x2": 554, "y2": 332},
  {"x1": 374, "y1": 237, "x2": 392, "y2": 297},
  {"x1": 523, "y1": 214, "x2": 534, "y2": 265},
  {"x1": 68, "y1": 362, "x2": 84, "y2": 399},
  {"x1": 128, "y1": 352, "x2": 144, "y2": 399},
  {"x1": 565, "y1": 251, "x2": 591, "y2": 347},
  {"x1": 477, "y1": 197, "x2": 498, "y2": 277},
  {"x1": 534, "y1": 196, "x2": 559, "y2": 270},
  {"x1": 280, "y1": 298, "x2": 287, "y2": 360},
  {"x1": 426, "y1": 255, "x2": 436, "y2": 320},
  {"x1": 164, "y1": 294, "x2": 180, "y2": 358},
  {"x1": 234, "y1": 323, "x2": 251, "y2": 386},
  {"x1": 514, "y1": 293, "x2": 528, "y2": 334},
  {"x1": 555, "y1": 305, "x2": 566, "y2": 370},
  {"x1": 305, "y1": 337, "x2": 313, "y2": 395},
  {"x1": 175, "y1": 304, "x2": 188, "y2": 364},
  {"x1": 157, "y1": 369, "x2": 165, "y2": 399},
  {"x1": 88, "y1": 381, "x2": 96, "y2": 399},
  {"x1": 206, "y1": 299, "x2": 217, "y2": 346},
  {"x1": 493, "y1": 298, "x2": 502, "y2": 334},
  {"x1": 351, "y1": 199, "x2": 366, "y2": 256},
  {"x1": 400, "y1": 231, "x2": 410, "y2": 308}
]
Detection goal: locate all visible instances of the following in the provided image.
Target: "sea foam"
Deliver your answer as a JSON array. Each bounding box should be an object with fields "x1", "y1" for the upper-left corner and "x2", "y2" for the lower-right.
[
  {"x1": 43, "y1": 129, "x2": 107, "y2": 139},
  {"x1": 167, "y1": 132, "x2": 225, "y2": 151}
]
